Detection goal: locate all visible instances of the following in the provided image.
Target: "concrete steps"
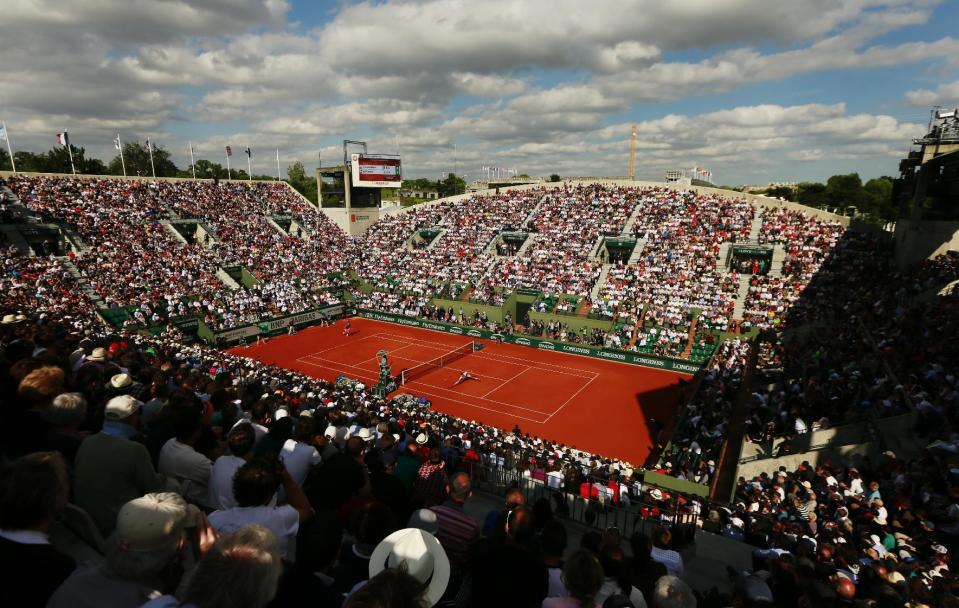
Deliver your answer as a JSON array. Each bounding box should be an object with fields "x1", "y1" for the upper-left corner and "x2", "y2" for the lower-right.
[
  {"x1": 770, "y1": 245, "x2": 785, "y2": 277},
  {"x1": 0, "y1": 225, "x2": 34, "y2": 256},
  {"x1": 627, "y1": 237, "x2": 647, "y2": 264},
  {"x1": 53, "y1": 222, "x2": 88, "y2": 254},
  {"x1": 515, "y1": 234, "x2": 536, "y2": 257},
  {"x1": 589, "y1": 235, "x2": 606, "y2": 261},
  {"x1": 522, "y1": 196, "x2": 546, "y2": 230},
  {"x1": 59, "y1": 258, "x2": 105, "y2": 308},
  {"x1": 748, "y1": 214, "x2": 763, "y2": 240},
  {"x1": 622, "y1": 201, "x2": 643, "y2": 234},
  {"x1": 732, "y1": 275, "x2": 751, "y2": 320},
  {"x1": 589, "y1": 263, "x2": 613, "y2": 300}
]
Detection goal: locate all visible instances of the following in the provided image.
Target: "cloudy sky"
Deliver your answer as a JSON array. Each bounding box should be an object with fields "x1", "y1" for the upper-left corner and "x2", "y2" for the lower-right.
[{"x1": 1, "y1": 0, "x2": 957, "y2": 185}]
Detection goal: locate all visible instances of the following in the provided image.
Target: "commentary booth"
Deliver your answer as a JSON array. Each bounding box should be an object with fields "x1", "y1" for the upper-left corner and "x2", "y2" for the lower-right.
[{"x1": 317, "y1": 140, "x2": 402, "y2": 236}]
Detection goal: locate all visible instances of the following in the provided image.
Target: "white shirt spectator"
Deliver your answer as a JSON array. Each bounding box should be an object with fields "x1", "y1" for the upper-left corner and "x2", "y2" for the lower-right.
[
  {"x1": 208, "y1": 503, "x2": 300, "y2": 559},
  {"x1": 280, "y1": 439, "x2": 321, "y2": 487},
  {"x1": 158, "y1": 438, "x2": 212, "y2": 508},
  {"x1": 208, "y1": 454, "x2": 246, "y2": 510}
]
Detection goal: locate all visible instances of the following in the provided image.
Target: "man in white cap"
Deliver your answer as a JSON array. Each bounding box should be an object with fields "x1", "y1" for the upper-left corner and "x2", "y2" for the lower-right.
[
  {"x1": 48, "y1": 492, "x2": 211, "y2": 608},
  {"x1": 73, "y1": 395, "x2": 176, "y2": 536}
]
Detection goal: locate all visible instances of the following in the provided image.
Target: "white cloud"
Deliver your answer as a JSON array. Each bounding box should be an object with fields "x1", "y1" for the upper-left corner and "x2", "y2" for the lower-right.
[{"x1": 905, "y1": 80, "x2": 959, "y2": 106}]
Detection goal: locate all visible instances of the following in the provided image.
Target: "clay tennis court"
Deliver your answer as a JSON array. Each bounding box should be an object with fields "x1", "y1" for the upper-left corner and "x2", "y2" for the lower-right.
[{"x1": 228, "y1": 317, "x2": 691, "y2": 465}]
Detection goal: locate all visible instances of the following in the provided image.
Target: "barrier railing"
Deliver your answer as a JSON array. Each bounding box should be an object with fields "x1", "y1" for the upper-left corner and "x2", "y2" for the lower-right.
[{"x1": 467, "y1": 462, "x2": 700, "y2": 546}]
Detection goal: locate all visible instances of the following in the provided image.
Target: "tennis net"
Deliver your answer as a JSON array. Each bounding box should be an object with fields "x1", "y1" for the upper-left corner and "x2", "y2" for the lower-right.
[{"x1": 398, "y1": 342, "x2": 476, "y2": 385}]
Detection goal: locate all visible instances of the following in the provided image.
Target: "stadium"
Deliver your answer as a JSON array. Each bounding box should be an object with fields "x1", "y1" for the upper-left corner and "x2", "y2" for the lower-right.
[{"x1": 3, "y1": 2, "x2": 959, "y2": 608}]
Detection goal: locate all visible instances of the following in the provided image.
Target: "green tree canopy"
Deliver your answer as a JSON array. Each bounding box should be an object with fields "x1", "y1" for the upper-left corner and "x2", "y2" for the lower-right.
[
  {"x1": 549, "y1": 174, "x2": 561, "y2": 182},
  {"x1": 437, "y1": 173, "x2": 466, "y2": 197},
  {"x1": 287, "y1": 161, "x2": 317, "y2": 203},
  {"x1": 12, "y1": 145, "x2": 105, "y2": 174},
  {"x1": 0, "y1": 147, "x2": 11, "y2": 171},
  {"x1": 107, "y1": 141, "x2": 178, "y2": 177}
]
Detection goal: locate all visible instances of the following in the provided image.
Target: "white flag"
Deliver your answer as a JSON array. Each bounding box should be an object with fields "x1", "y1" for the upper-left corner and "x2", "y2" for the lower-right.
[
  {"x1": 114, "y1": 136, "x2": 121, "y2": 150},
  {"x1": 145, "y1": 139, "x2": 152, "y2": 151},
  {"x1": 0, "y1": 125, "x2": 6, "y2": 142}
]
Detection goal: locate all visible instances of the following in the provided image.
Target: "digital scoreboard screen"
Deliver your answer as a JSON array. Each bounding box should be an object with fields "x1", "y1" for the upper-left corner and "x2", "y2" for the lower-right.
[{"x1": 351, "y1": 153, "x2": 402, "y2": 188}]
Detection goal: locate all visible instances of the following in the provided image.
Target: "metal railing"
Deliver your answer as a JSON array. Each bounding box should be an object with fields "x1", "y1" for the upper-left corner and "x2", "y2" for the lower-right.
[{"x1": 466, "y1": 462, "x2": 700, "y2": 546}]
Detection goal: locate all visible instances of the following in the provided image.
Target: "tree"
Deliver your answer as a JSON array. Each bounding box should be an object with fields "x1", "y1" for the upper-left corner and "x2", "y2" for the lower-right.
[
  {"x1": 764, "y1": 186, "x2": 794, "y2": 200},
  {"x1": 795, "y1": 182, "x2": 828, "y2": 206},
  {"x1": 107, "y1": 141, "x2": 178, "y2": 177},
  {"x1": 863, "y1": 177, "x2": 895, "y2": 221},
  {"x1": 826, "y1": 173, "x2": 865, "y2": 209},
  {"x1": 436, "y1": 173, "x2": 466, "y2": 197},
  {"x1": 517, "y1": 173, "x2": 531, "y2": 178},
  {"x1": 287, "y1": 161, "x2": 317, "y2": 203},
  {"x1": 549, "y1": 174, "x2": 561, "y2": 182},
  {"x1": 0, "y1": 147, "x2": 10, "y2": 171}
]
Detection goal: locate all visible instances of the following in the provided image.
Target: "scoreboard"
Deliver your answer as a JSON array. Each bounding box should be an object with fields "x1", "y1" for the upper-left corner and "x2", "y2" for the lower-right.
[{"x1": 350, "y1": 153, "x2": 402, "y2": 188}]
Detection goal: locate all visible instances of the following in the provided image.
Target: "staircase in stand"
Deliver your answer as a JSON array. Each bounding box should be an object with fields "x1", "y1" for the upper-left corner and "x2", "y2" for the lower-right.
[
  {"x1": 589, "y1": 263, "x2": 613, "y2": 301},
  {"x1": 732, "y1": 275, "x2": 752, "y2": 320}
]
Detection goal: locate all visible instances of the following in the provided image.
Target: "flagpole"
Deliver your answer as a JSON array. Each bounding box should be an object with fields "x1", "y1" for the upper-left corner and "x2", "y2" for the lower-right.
[
  {"x1": 2, "y1": 122, "x2": 16, "y2": 174},
  {"x1": 147, "y1": 141, "x2": 156, "y2": 179},
  {"x1": 247, "y1": 146, "x2": 252, "y2": 181},
  {"x1": 226, "y1": 148, "x2": 232, "y2": 180},
  {"x1": 189, "y1": 142, "x2": 196, "y2": 179},
  {"x1": 117, "y1": 134, "x2": 127, "y2": 177},
  {"x1": 64, "y1": 133, "x2": 76, "y2": 175},
  {"x1": 275, "y1": 148, "x2": 280, "y2": 181}
]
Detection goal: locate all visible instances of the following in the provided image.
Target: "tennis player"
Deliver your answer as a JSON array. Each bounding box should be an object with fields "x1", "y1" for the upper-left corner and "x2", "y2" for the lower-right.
[
  {"x1": 343, "y1": 319, "x2": 352, "y2": 336},
  {"x1": 453, "y1": 370, "x2": 478, "y2": 386}
]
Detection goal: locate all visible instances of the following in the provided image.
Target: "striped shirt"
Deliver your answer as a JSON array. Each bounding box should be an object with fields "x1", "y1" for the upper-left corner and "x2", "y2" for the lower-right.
[{"x1": 431, "y1": 501, "x2": 479, "y2": 568}]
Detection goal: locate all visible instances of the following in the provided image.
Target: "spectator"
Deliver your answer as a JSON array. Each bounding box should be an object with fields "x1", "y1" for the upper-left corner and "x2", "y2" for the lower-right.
[
  {"x1": 413, "y1": 447, "x2": 449, "y2": 507},
  {"x1": 208, "y1": 422, "x2": 256, "y2": 510},
  {"x1": 430, "y1": 472, "x2": 480, "y2": 569},
  {"x1": 469, "y1": 505, "x2": 549, "y2": 608},
  {"x1": 47, "y1": 492, "x2": 201, "y2": 608},
  {"x1": 0, "y1": 451, "x2": 75, "y2": 608},
  {"x1": 650, "y1": 576, "x2": 695, "y2": 608},
  {"x1": 145, "y1": 524, "x2": 282, "y2": 608},
  {"x1": 596, "y1": 544, "x2": 648, "y2": 608},
  {"x1": 542, "y1": 519, "x2": 570, "y2": 598},
  {"x1": 360, "y1": 527, "x2": 451, "y2": 606},
  {"x1": 208, "y1": 457, "x2": 312, "y2": 560},
  {"x1": 543, "y1": 549, "x2": 604, "y2": 608},
  {"x1": 158, "y1": 403, "x2": 213, "y2": 508},
  {"x1": 73, "y1": 395, "x2": 172, "y2": 536},
  {"x1": 649, "y1": 526, "x2": 684, "y2": 578}
]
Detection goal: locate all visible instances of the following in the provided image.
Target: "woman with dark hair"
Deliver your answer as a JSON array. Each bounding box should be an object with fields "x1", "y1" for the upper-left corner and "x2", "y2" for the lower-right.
[
  {"x1": 543, "y1": 549, "x2": 604, "y2": 608},
  {"x1": 629, "y1": 532, "x2": 666, "y2": 604},
  {"x1": 0, "y1": 451, "x2": 75, "y2": 607},
  {"x1": 596, "y1": 545, "x2": 647, "y2": 608}
]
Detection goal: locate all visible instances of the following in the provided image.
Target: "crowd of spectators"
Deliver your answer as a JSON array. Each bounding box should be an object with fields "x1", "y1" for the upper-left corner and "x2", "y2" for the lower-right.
[{"x1": 2, "y1": 312, "x2": 708, "y2": 608}]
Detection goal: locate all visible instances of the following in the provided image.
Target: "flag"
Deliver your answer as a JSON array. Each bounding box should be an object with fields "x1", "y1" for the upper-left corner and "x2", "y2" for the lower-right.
[
  {"x1": 145, "y1": 139, "x2": 152, "y2": 152},
  {"x1": 56, "y1": 132, "x2": 69, "y2": 146},
  {"x1": 244, "y1": 147, "x2": 251, "y2": 157},
  {"x1": 113, "y1": 135, "x2": 121, "y2": 150},
  {"x1": 226, "y1": 145, "x2": 233, "y2": 157},
  {"x1": 0, "y1": 125, "x2": 6, "y2": 142}
]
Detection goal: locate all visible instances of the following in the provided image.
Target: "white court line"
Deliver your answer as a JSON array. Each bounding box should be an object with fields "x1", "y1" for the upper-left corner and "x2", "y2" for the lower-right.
[
  {"x1": 479, "y1": 366, "x2": 529, "y2": 399},
  {"x1": 404, "y1": 376, "x2": 555, "y2": 416},
  {"x1": 368, "y1": 321, "x2": 693, "y2": 375},
  {"x1": 295, "y1": 358, "x2": 548, "y2": 424},
  {"x1": 295, "y1": 333, "x2": 382, "y2": 363},
  {"x1": 543, "y1": 374, "x2": 598, "y2": 422},
  {"x1": 375, "y1": 331, "x2": 595, "y2": 379},
  {"x1": 301, "y1": 341, "x2": 420, "y2": 370}
]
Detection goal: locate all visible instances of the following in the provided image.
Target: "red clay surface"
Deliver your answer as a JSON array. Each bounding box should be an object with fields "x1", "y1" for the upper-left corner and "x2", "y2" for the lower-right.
[{"x1": 228, "y1": 317, "x2": 690, "y2": 465}]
